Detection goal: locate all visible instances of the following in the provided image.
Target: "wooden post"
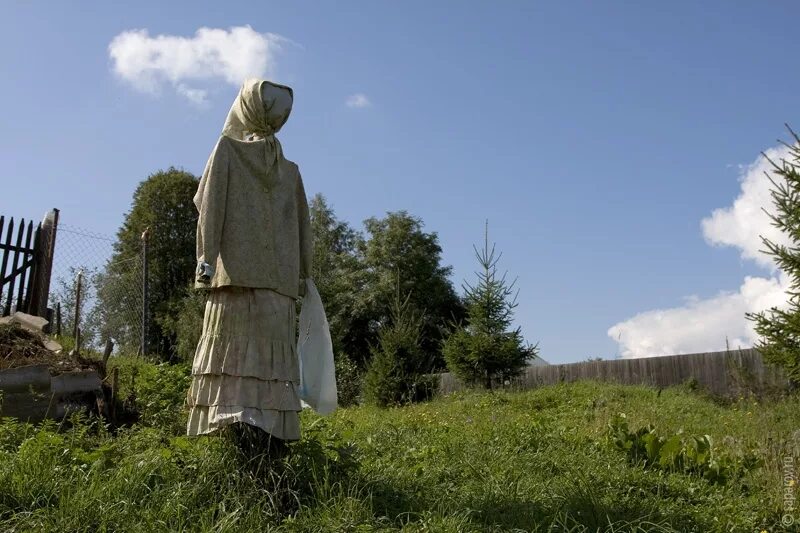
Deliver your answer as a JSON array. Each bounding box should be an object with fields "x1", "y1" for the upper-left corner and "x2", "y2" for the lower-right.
[
  {"x1": 141, "y1": 228, "x2": 149, "y2": 357},
  {"x1": 28, "y1": 209, "x2": 59, "y2": 318},
  {"x1": 44, "y1": 306, "x2": 53, "y2": 335},
  {"x1": 55, "y1": 302, "x2": 62, "y2": 337},
  {"x1": 0, "y1": 216, "x2": 6, "y2": 314},
  {"x1": 16, "y1": 220, "x2": 34, "y2": 313},
  {"x1": 102, "y1": 339, "x2": 114, "y2": 365},
  {"x1": 72, "y1": 270, "x2": 83, "y2": 355},
  {"x1": 101, "y1": 338, "x2": 114, "y2": 378},
  {"x1": 3, "y1": 217, "x2": 24, "y2": 316}
]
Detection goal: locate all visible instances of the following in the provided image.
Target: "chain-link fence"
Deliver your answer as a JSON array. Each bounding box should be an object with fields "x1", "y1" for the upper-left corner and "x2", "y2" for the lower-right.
[{"x1": 49, "y1": 223, "x2": 146, "y2": 354}]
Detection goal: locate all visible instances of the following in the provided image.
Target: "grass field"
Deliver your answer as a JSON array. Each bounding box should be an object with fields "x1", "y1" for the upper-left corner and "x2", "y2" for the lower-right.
[{"x1": 0, "y1": 358, "x2": 797, "y2": 532}]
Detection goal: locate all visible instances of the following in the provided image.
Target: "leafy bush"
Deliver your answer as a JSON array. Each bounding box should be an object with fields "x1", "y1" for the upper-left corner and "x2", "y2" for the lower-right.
[
  {"x1": 135, "y1": 362, "x2": 192, "y2": 432},
  {"x1": 334, "y1": 353, "x2": 362, "y2": 406},
  {"x1": 107, "y1": 357, "x2": 191, "y2": 433},
  {"x1": 607, "y1": 413, "x2": 762, "y2": 484},
  {"x1": 159, "y1": 286, "x2": 207, "y2": 361},
  {"x1": 361, "y1": 211, "x2": 464, "y2": 369}
]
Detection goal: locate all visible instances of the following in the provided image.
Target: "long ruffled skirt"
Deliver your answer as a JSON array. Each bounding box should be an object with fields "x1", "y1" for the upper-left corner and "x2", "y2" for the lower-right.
[{"x1": 186, "y1": 287, "x2": 301, "y2": 440}]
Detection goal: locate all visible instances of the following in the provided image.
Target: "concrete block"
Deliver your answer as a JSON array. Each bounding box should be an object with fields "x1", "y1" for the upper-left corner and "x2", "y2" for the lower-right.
[{"x1": 0, "y1": 365, "x2": 51, "y2": 393}]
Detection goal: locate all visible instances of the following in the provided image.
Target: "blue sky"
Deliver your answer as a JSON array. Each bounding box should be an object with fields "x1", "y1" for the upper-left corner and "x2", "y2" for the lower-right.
[{"x1": 2, "y1": 1, "x2": 799, "y2": 364}]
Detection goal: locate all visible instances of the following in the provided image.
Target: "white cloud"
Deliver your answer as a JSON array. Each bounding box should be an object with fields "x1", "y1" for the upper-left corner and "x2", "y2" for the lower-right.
[
  {"x1": 701, "y1": 145, "x2": 793, "y2": 269},
  {"x1": 608, "y1": 274, "x2": 790, "y2": 358},
  {"x1": 108, "y1": 26, "x2": 285, "y2": 102},
  {"x1": 176, "y1": 84, "x2": 208, "y2": 105},
  {"x1": 608, "y1": 145, "x2": 795, "y2": 357},
  {"x1": 346, "y1": 93, "x2": 371, "y2": 108}
]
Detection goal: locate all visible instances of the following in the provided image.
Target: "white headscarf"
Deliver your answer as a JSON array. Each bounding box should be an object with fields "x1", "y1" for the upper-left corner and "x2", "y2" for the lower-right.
[{"x1": 221, "y1": 78, "x2": 294, "y2": 173}]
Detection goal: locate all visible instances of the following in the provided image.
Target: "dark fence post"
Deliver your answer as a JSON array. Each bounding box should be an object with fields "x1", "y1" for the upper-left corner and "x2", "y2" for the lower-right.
[
  {"x1": 16, "y1": 221, "x2": 34, "y2": 313},
  {"x1": 2, "y1": 217, "x2": 22, "y2": 315},
  {"x1": 28, "y1": 209, "x2": 59, "y2": 318},
  {"x1": 72, "y1": 270, "x2": 83, "y2": 355},
  {"x1": 0, "y1": 216, "x2": 6, "y2": 312},
  {"x1": 102, "y1": 338, "x2": 114, "y2": 365},
  {"x1": 141, "y1": 228, "x2": 150, "y2": 357},
  {"x1": 102, "y1": 338, "x2": 114, "y2": 378}
]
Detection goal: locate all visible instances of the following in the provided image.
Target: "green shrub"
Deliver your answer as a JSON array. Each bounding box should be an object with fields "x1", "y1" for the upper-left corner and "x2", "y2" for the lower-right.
[
  {"x1": 158, "y1": 286, "x2": 206, "y2": 361},
  {"x1": 107, "y1": 356, "x2": 191, "y2": 433},
  {"x1": 334, "y1": 353, "x2": 362, "y2": 406},
  {"x1": 363, "y1": 348, "x2": 410, "y2": 408},
  {"x1": 607, "y1": 413, "x2": 762, "y2": 484},
  {"x1": 135, "y1": 362, "x2": 192, "y2": 432},
  {"x1": 363, "y1": 292, "x2": 431, "y2": 407},
  {"x1": 175, "y1": 288, "x2": 206, "y2": 361}
]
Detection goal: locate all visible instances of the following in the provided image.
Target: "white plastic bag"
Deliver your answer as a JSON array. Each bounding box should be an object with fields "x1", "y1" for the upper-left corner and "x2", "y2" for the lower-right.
[{"x1": 297, "y1": 279, "x2": 338, "y2": 414}]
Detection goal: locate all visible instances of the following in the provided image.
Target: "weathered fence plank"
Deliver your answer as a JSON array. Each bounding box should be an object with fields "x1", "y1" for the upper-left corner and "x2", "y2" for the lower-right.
[
  {"x1": 438, "y1": 349, "x2": 789, "y2": 397},
  {"x1": 15, "y1": 221, "x2": 34, "y2": 312},
  {"x1": 0, "y1": 209, "x2": 59, "y2": 319},
  {"x1": 28, "y1": 209, "x2": 58, "y2": 318},
  {"x1": 4, "y1": 218, "x2": 26, "y2": 315},
  {"x1": 0, "y1": 217, "x2": 15, "y2": 314}
]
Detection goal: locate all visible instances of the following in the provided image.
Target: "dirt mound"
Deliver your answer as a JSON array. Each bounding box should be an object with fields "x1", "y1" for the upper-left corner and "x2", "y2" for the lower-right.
[{"x1": 0, "y1": 323, "x2": 97, "y2": 373}]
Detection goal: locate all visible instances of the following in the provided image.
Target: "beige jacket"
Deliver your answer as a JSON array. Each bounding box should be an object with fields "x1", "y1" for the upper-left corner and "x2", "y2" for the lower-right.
[{"x1": 194, "y1": 80, "x2": 312, "y2": 299}]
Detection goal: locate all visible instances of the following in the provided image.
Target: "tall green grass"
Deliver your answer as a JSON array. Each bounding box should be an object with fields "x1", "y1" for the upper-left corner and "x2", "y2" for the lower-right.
[{"x1": 0, "y1": 357, "x2": 796, "y2": 532}]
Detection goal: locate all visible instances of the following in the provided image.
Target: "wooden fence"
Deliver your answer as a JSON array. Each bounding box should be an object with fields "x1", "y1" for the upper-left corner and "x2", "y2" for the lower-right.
[
  {"x1": 0, "y1": 209, "x2": 59, "y2": 319},
  {"x1": 438, "y1": 348, "x2": 789, "y2": 397}
]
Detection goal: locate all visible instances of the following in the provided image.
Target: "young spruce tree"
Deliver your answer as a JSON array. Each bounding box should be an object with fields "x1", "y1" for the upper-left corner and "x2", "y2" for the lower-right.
[
  {"x1": 443, "y1": 223, "x2": 537, "y2": 388},
  {"x1": 363, "y1": 281, "x2": 431, "y2": 406},
  {"x1": 746, "y1": 127, "x2": 800, "y2": 383}
]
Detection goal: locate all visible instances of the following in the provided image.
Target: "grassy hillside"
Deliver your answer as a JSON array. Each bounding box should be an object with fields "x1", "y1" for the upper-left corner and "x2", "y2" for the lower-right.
[{"x1": 0, "y1": 358, "x2": 796, "y2": 532}]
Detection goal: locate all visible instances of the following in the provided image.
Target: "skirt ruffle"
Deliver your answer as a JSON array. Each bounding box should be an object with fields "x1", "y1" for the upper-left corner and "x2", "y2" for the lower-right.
[
  {"x1": 186, "y1": 287, "x2": 301, "y2": 441},
  {"x1": 192, "y1": 335, "x2": 299, "y2": 382},
  {"x1": 187, "y1": 374, "x2": 301, "y2": 411},
  {"x1": 187, "y1": 405, "x2": 300, "y2": 440}
]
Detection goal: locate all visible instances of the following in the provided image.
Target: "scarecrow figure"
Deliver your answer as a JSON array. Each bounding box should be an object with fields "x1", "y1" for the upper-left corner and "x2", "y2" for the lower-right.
[{"x1": 187, "y1": 79, "x2": 336, "y2": 447}]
